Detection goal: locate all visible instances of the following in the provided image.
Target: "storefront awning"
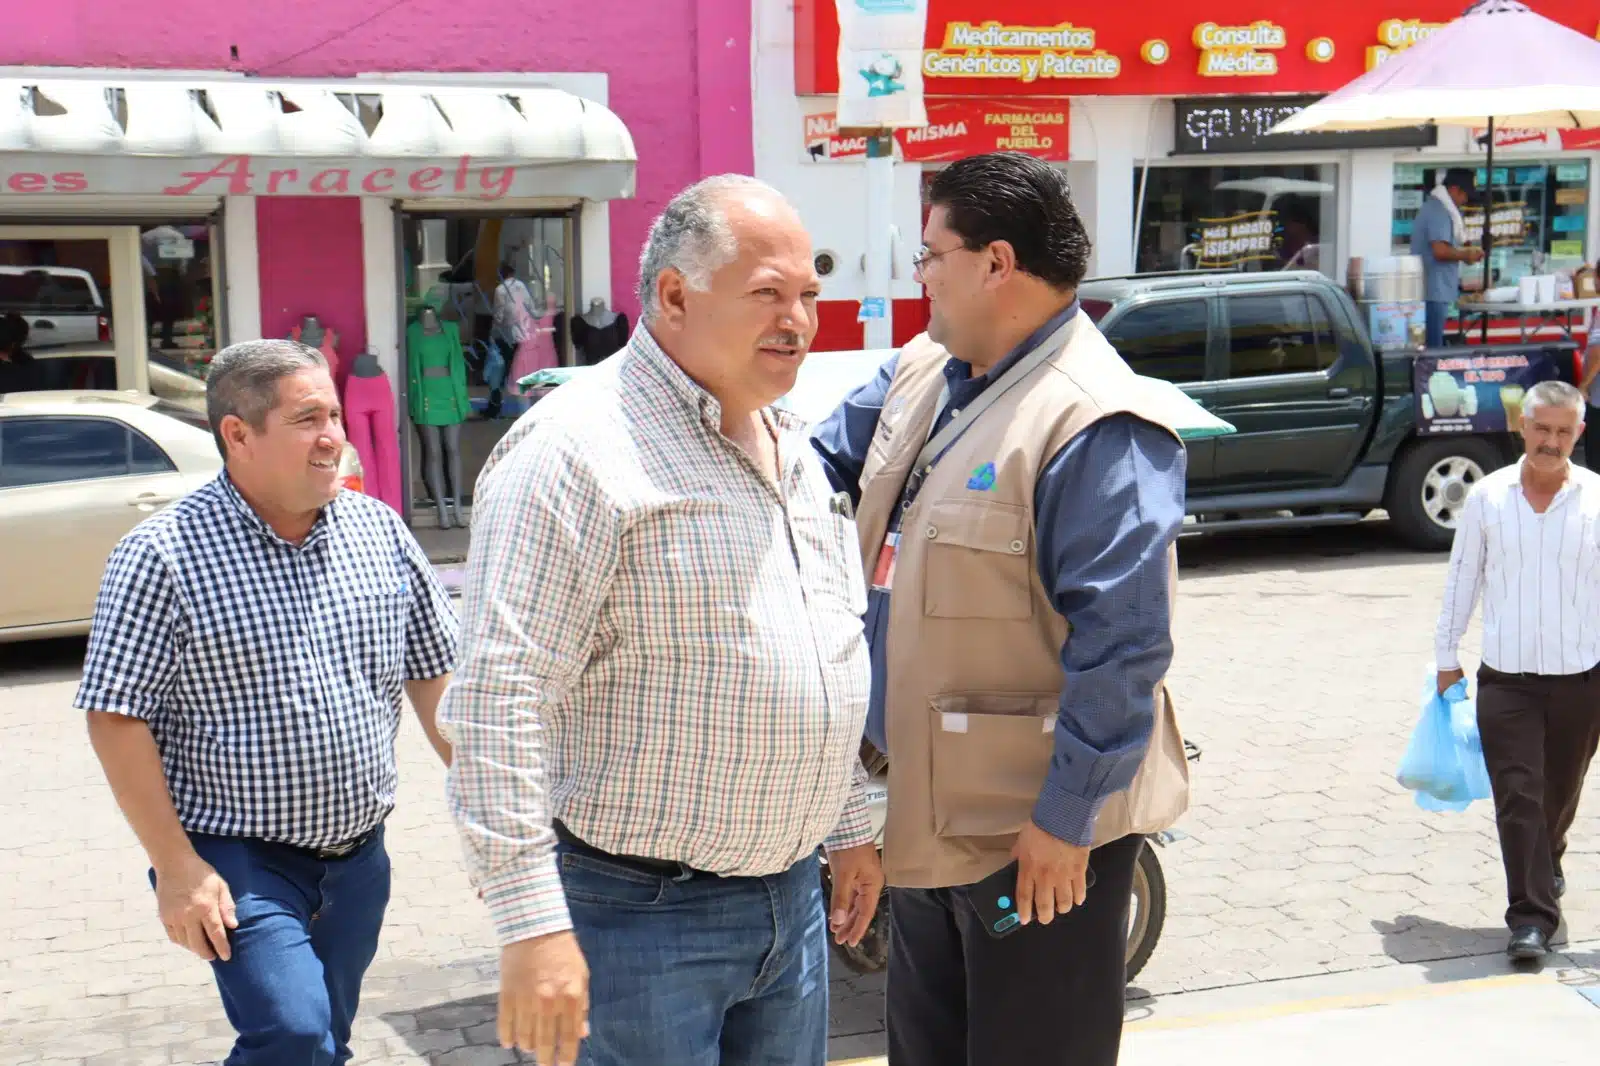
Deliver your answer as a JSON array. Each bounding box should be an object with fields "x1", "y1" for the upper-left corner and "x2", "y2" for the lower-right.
[{"x1": 0, "y1": 76, "x2": 636, "y2": 202}]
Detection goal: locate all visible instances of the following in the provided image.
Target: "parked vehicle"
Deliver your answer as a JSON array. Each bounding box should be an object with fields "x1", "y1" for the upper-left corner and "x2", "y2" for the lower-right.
[
  {"x1": 1079, "y1": 270, "x2": 1578, "y2": 550},
  {"x1": 0, "y1": 389, "x2": 364, "y2": 642},
  {"x1": 0, "y1": 266, "x2": 110, "y2": 352}
]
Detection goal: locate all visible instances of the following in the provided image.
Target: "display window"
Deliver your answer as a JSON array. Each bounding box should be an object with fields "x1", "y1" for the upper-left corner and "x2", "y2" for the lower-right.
[
  {"x1": 0, "y1": 223, "x2": 220, "y2": 411},
  {"x1": 1391, "y1": 160, "x2": 1591, "y2": 284},
  {"x1": 399, "y1": 212, "x2": 578, "y2": 527},
  {"x1": 1133, "y1": 163, "x2": 1339, "y2": 278}
]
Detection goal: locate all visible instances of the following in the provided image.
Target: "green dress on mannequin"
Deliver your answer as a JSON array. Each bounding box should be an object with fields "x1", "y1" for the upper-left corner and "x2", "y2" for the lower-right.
[{"x1": 407, "y1": 316, "x2": 470, "y2": 426}]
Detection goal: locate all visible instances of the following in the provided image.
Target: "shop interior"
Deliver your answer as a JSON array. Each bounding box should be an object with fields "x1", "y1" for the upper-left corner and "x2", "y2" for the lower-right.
[
  {"x1": 0, "y1": 222, "x2": 219, "y2": 406},
  {"x1": 1134, "y1": 163, "x2": 1339, "y2": 277},
  {"x1": 399, "y1": 211, "x2": 633, "y2": 528},
  {"x1": 1390, "y1": 159, "x2": 1591, "y2": 288}
]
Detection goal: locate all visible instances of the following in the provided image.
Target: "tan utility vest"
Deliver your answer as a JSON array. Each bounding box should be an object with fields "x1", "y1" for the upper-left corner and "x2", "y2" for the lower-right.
[{"x1": 854, "y1": 311, "x2": 1191, "y2": 889}]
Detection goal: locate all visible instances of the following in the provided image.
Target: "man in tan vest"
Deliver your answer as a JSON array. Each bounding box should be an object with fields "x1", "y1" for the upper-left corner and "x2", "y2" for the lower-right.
[{"x1": 811, "y1": 152, "x2": 1189, "y2": 1065}]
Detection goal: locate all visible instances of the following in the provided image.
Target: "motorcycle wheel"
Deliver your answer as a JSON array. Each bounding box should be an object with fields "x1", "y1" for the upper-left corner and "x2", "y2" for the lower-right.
[
  {"x1": 819, "y1": 861, "x2": 892, "y2": 974},
  {"x1": 1125, "y1": 839, "x2": 1167, "y2": 983}
]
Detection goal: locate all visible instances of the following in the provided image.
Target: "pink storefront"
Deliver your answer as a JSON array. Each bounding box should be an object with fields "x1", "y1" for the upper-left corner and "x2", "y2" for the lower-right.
[{"x1": 0, "y1": 0, "x2": 752, "y2": 524}]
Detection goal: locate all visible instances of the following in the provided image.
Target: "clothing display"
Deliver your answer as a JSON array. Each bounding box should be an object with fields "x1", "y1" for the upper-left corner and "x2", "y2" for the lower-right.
[
  {"x1": 406, "y1": 317, "x2": 471, "y2": 426},
  {"x1": 509, "y1": 313, "x2": 561, "y2": 393},
  {"x1": 290, "y1": 317, "x2": 340, "y2": 381},
  {"x1": 341, "y1": 366, "x2": 402, "y2": 514},
  {"x1": 571, "y1": 302, "x2": 630, "y2": 365}
]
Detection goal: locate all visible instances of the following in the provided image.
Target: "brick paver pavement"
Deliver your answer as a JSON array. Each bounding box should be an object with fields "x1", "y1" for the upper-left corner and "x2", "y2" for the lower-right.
[{"x1": 4, "y1": 523, "x2": 1599, "y2": 1064}]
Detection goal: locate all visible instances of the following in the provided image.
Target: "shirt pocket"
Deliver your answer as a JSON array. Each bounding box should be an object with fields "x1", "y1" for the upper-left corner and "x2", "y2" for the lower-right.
[
  {"x1": 920, "y1": 498, "x2": 1034, "y2": 620},
  {"x1": 927, "y1": 691, "x2": 1057, "y2": 839},
  {"x1": 828, "y1": 511, "x2": 870, "y2": 617},
  {"x1": 329, "y1": 579, "x2": 410, "y2": 682}
]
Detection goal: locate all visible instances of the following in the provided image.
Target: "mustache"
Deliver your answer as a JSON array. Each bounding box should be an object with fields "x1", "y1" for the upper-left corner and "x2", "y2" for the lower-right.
[
  {"x1": 758, "y1": 332, "x2": 805, "y2": 348},
  {"x1": 1537, "y1": 446, "x2": 1562, "y2": 456}
]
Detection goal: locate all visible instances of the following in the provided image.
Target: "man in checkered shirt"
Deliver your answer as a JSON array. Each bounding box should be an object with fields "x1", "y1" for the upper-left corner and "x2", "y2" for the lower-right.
[
  {"x1": 441, "y1": 176, "x2": 883, "y2": 1066},
  {"x1": 76, "y1": 339, "x2": 458, "y2": 1066}
]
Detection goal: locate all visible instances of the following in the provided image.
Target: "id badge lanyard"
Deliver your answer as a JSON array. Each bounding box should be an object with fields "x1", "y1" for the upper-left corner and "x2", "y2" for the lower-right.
[{"x1": 867, "y1": 314, "x2": 1078, "y2": 594}]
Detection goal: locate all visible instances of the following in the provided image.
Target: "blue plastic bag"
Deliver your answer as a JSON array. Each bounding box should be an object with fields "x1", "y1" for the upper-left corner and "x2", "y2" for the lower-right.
[{"x1": 1397, "y1": 668, "x2": 1493, "y2": 812}]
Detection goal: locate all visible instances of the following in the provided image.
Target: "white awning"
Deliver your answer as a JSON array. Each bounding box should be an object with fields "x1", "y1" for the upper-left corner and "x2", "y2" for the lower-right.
[{"x1": 0, "y1": 76, "x2": 636, "y2": 202}]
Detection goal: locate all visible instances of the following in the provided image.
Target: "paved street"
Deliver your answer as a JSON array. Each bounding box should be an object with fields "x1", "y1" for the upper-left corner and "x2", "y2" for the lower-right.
[{"x1": 5, "y1": 521, "x2": 1600, "y2": 1064}]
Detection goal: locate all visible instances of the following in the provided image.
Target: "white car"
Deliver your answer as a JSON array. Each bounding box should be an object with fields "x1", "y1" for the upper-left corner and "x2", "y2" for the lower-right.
[
  {"x1": 0, "y1": 390, "x2": 367, "y2": 642},
  {"x1": 0, "y1": 391, "x2": 220, "y2": 641}
]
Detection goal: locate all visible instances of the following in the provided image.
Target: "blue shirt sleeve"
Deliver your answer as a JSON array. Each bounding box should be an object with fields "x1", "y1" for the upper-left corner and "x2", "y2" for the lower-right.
[
  {"x1": 808, "y1": 353, "x2": 899, "y2": 501},
  {"x1": 1030, "y1": 414, "x2": 1187, "y2": 847}
]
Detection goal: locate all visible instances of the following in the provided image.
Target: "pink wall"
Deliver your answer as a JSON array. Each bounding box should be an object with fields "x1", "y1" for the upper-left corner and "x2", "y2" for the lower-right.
[
  {"x1": 0, "y1": 0, "x2": 755, "y2": 323},
  {"x1": 256, "y1": 198, "x2": 366, "y2": 368}
]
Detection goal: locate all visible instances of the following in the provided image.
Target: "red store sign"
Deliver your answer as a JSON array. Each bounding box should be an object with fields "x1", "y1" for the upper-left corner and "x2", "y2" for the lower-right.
[
  {"x1": 804, "y1": 98, "x2": 1068, "y2": 162},
  {"x1": 794, "y1": 0, "x2": 1600, "y2": 97}
]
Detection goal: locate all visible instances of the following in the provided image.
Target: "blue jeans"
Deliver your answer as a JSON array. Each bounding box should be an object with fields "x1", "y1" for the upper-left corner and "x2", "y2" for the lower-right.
[
  {"x1": 1425, "y1": 301, "x2": 1449, "y2": 349},
  {"x1": 151, "y1": 828, "x2": 391, "y2": 1066},
  {"x1": 559, "y1": 844, "x2": 828, "y2": 1066}
]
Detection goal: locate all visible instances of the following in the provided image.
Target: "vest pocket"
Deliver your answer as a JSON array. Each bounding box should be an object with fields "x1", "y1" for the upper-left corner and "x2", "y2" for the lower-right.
[
  {"x1": 927, "y1": 692, "x2": 1057, "y2": 839},
  {"x1": 920, "y1": 499, "x2": 1034, "y2": 619}
]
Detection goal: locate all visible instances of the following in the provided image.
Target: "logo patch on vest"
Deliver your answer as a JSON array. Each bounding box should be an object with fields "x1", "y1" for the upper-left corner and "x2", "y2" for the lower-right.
[{"x1": 966, "y1": 462, "x2": 997, "y2": 491}]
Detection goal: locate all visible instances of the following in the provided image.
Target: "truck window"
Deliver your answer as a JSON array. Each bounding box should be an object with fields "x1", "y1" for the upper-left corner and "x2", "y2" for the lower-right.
[
  {"x1": 1102, "y1": 300, "x2": 1208, "y2": 383},
  {"x1": 1225, "y1": 292, "x2": 1334, "y2": 378}
]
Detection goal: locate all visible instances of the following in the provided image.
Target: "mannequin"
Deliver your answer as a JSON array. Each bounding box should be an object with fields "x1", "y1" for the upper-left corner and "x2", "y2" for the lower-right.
[
  {"x1": 508, "y1": 294, "x2": 561, "y2": 393},
  {"x1": 341, "y1": 349, "x2": 402, "y2": 514},
  {"x1": 406, "y1": 306, "x2": 471, "y2": 529},
  {"x1": 570, "y1": 297, "x2": 630, "y2": 366},
  {"x1": 289, "y1": 314, "x2": 340, "y2": 380}
]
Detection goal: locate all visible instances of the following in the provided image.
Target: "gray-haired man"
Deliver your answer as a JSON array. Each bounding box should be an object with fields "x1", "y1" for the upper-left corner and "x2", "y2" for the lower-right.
[
  {"x1": 441, "y1": 175, "x2": 882, "y2": 1066},
  {"x1": 77, "y1": 339, "x2": 458, "y2": 1066},
  {"x1": 1435, "y1": 379, "x2": 1600, "y2": 961}
]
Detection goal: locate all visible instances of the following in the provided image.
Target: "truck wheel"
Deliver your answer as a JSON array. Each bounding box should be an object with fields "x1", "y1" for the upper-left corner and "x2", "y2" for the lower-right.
[{"x1": 1386, "y1": 438, "x2": 1503, "y2": 551}]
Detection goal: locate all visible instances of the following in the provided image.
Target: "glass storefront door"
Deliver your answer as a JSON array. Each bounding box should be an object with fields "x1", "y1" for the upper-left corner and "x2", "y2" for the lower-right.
[
  {"x1": 1134, "y1": 163, "x2": 1340, "y2": 278},
  {"x1": 398, "y1": 211, "x2": 577, "y2": 525}
]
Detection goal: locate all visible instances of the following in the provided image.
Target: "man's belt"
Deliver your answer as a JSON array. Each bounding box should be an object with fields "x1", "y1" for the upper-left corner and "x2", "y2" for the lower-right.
[{"x1": 553, "y1": 820, "x2": 702, "y2": 880}]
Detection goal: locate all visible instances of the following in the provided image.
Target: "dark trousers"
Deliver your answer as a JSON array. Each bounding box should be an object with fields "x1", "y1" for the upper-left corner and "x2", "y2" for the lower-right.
[
  {"x1": 886, "y1": 834, "x2": 1144, "y2": 1066},
  {"x1": 1477, "y1": 665, "x2": 1600, "y2": 936},
  {"x1": 152, "y1": 828, "x2": 391, "y2": 1066},
  {"x1": 1425, "y1": 300, "x2": 1449, "y2": 349},
  {"x1": 1586, "y1": 406, "x2": 1600, "y2": 470}
]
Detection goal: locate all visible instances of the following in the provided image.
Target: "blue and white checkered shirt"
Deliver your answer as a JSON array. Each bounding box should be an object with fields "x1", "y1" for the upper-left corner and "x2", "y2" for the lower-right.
[{"x1": 74, "y1": 474, "x2": 459, "y2": 849}]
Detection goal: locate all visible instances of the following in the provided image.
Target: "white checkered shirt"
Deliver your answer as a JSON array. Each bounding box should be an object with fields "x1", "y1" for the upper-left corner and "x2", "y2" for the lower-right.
[
  {"x1": 74, "y1": 475, "x2": 459, "y2": 849},
  {"x1": 440, "y1": 326, "x2": 873, "y2": 945}
]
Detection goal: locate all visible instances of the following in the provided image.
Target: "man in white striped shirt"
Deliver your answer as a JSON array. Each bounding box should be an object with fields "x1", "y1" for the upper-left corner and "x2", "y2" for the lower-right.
[
  {"x1": 1435, "y1": 378, "x2": 1600, "y2": 961},
  {"x1": 440, "y1": 176, "x2": 882, "y2": 1066}
]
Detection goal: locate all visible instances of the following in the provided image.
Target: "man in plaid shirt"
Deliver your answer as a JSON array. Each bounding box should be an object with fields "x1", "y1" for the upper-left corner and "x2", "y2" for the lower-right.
[
  {"x1": 441, "y1": 176, "x2": 882, "y2": 1066},
  {"x1": 77, "y1": 339, "x2": 458, "y2": 1066}
]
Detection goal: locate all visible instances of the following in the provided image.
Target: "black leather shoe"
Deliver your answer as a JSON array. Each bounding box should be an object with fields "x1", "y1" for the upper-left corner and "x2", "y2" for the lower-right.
[
  {"x1": 1555, "y1": 874, "x2": 1566, "y2": 899},
  {"x1": 1507, "y1": 926, "x2": 1550, "y2": 961}
]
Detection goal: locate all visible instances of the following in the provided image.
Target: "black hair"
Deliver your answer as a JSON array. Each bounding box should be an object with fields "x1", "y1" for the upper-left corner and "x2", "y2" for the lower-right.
[
  {"x1": 1442, "y1": 167, "x2": 1477, "y2": 193},
  {"x1": 499, "y1": 262, "x2": 516, "y2": 280},
  {"x1": 926, "y1": 152, "x2": 1091, "y2": 290}
]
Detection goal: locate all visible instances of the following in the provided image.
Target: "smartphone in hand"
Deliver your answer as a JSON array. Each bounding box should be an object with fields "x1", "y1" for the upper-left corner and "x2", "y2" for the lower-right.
[{"x1": 964, "y1": 859, "x2": 1097, "y2": 939}]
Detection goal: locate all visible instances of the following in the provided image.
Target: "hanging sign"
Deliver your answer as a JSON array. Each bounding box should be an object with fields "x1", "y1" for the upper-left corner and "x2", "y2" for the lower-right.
[
  {"x1": 835, "y1": 0, "x2": 930, "y2": 128},
  {"x1": 803, "y1": 98, "x2": 1068, "y2": 162},
  {"x1": 1197, "y1": 211, "x2": 1277, "y2": 268},
  {"x1": 1462, "y1": 203, "x2": 1529, "y2": 247}
]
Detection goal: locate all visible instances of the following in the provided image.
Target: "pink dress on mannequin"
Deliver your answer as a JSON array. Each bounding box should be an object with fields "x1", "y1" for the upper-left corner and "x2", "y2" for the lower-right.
[
  {"x1": 496, "y1": 280, "x2": 559, "y2": 392},
  {"x1": 341, "y1": 371, "x2": 402, "y2": 514},
  {"x1": 290, "y1": 324, "x2": 341, "y2": 380},
  {"x1": 508, "y1": 312, "x2": 560, "y2": 391}
]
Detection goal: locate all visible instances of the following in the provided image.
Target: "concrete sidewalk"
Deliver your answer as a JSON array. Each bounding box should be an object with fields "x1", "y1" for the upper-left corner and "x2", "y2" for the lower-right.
[{"x1": 829, "y1": 945, "x2": 1600, "y2": 1066}]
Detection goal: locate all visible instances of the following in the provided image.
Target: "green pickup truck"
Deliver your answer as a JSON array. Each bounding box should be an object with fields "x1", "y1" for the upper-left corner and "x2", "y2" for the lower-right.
[{"x1": 1079, "y1": 270, "x2": 1579, "y2": 551}]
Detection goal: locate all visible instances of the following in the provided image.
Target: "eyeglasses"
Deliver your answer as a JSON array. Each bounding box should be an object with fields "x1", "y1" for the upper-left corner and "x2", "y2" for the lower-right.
[{"x1": 911, "y1": 244, "x2": 960, "y2": 273}]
